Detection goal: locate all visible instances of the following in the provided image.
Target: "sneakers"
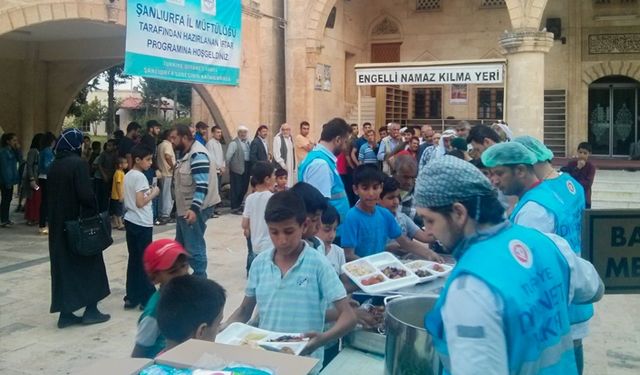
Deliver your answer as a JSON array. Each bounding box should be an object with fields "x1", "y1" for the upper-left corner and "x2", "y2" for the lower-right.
[{"x1": 38, "y1": 227, "x2": 48, "y2": 235}]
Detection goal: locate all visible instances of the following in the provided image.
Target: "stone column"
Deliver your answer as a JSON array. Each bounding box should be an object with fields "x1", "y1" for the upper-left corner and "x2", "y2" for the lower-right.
[{"x1": 499, "y1": 30, "x2": 554, "y2": 140}]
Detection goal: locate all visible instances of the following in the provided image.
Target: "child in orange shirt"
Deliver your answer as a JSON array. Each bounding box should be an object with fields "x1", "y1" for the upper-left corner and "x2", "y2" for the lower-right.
[{"x1": 111, "y1": 157, "x2": 127, "y2": 230}]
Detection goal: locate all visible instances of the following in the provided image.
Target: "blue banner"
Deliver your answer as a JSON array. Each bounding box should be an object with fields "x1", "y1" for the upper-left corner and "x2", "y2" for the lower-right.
[{"x1": 125, "y1": 0, "x2": 242, "y2": 85}]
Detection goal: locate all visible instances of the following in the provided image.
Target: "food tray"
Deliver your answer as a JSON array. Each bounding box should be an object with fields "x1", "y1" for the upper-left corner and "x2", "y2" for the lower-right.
[
  {"x1": 407, "y1": 260, "x2": 452, "y2": 278},
  {"x1": 342, "y1": 252, "x2": 419, "y2": 294},
  {"x1": 216, "y1": 322, "x2": 308, "y2": 355},
  {"x1": 404, "y1": 260, "x2": 439, "y2": 283}
]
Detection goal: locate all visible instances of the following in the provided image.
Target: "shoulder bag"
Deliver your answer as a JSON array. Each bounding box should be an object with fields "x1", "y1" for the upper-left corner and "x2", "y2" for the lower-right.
[{"x1": 64, "y1": 199, "x2": 113, "y2": 257}]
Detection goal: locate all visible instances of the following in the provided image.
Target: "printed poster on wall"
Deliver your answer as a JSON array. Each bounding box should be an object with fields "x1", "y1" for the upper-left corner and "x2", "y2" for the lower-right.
[
  {"x1": 450, "y1": 84, "x2": 467, "y2": 104},
  {"x1": 125, "y1": 0, "x2": 242, "y2": 85}
]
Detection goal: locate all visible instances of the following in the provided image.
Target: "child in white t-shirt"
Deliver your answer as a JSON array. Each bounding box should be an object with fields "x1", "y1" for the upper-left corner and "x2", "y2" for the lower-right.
[
  {"x1": 317, "y1": 205, "x2": 346, "y2": 275},
  {"x1": 242, "y1": 162, "x2": 275, "y2": 271},
  {"x1": 123, "y1": 146, "x2": 160, "y2": 310}
]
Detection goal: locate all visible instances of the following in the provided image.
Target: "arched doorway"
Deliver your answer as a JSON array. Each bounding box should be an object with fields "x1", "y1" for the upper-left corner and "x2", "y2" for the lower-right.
[{"x1": 588, "y1": 76, "x2": 640, "y2": 157}]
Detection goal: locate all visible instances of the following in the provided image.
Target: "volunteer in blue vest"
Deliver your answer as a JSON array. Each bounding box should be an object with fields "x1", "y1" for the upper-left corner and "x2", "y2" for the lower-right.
[
  {"x1": 415, "y1": 155, "x2": 603, "y2": 375},
  {"x1": 298, "y1": 118, "x2": 352, "y2": 240},
  {"x1": 482, "y1": 140, "x2": 592, "y2": 374}
]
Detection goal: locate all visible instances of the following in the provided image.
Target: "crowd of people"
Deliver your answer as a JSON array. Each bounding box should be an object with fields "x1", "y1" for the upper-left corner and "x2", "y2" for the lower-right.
[{"x1": 0, "y1": 117, "x2": 605, "y2": 374}]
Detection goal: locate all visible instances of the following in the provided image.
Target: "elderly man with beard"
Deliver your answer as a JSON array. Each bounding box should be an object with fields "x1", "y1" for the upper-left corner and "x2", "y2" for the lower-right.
[
  {"x1": 392, "y1": 154, "x2": 422, "y2": 227},
  {"x1": 170, "y1": 125, "x2": 220, "y2": 278}
]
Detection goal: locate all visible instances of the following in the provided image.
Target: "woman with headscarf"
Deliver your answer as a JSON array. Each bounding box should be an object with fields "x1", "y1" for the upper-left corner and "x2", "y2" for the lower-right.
[{"x1": 47, "y1": 128, "x2": 111, "y2": 328}]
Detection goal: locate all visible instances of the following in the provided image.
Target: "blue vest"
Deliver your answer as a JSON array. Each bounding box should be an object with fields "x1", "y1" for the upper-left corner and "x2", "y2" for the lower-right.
[
  {"x1": 510, "y1": 177, "x2": 593, "y2": 326},
  {"x1": 426, "y1": 225, "x2": 577, "y2": 375},
  {"x1": 298, "y1": 148, "x2": 350, "y2": 232}
]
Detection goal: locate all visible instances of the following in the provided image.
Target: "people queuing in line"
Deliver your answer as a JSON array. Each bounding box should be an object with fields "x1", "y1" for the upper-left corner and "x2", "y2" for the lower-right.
[{"x1": 1, "y1": 116, "x2": 608, "y2": 375}]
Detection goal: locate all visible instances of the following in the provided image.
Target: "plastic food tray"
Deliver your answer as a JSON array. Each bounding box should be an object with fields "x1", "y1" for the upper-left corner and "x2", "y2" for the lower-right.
[
  {"x1": 404, "y1": 260, "x2": 440, "y2": 283},
  {"x1": 215, "y1": 322, "x2": 308, "y2": 355},
  {"x1": 407, "y1": 260, "x2": 452, "y2": 279},
  {"x1": 342, "y1": 252, "x2": 420, "y2": 294}
]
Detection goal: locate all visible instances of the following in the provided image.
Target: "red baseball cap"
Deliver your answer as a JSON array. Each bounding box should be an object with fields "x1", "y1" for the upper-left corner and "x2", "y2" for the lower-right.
[{"x1": 143, "y1": 239, "x2": 188, "y2": 274}]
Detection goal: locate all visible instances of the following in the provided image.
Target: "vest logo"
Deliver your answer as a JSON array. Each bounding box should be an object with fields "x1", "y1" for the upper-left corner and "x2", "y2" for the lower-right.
[
  {"x1": 566, "y1": 180, "x2": 576, "y2": 195},
  {"x1": 509, "y1": 240, "x2": 533, "y2": 269}
]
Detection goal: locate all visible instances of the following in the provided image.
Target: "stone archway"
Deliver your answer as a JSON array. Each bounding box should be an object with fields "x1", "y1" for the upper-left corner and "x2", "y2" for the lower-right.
[
  {"x1": 582, "y1": 61, "x2": 640, "y2": 85},
  {"x1": 574, "y1": 61, "x2": 640, "y2": 156},
  {"x1": 0, "y1": 0, "x2": 235, "y2": 142}
]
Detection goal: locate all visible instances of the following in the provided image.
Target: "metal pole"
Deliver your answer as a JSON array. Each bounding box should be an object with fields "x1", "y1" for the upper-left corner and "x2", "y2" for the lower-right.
[
  {"x1": 357, "y1": 85, "x2": 362, "y2": 127},
  {"x1": 503, "y1": 62, "x2": 508, "y2": 123}
]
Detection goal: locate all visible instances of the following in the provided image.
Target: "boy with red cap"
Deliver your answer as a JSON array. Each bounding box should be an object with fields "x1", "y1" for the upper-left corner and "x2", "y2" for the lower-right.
[{"x1": 131, "y1": 239, "x2": 190, "y2": 359}]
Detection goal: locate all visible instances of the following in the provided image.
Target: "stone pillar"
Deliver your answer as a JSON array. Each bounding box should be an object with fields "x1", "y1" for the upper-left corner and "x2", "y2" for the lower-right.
[
  {"x1": 20, "y1": 43, "x2": 47, "y2": 154},
  {"x1": 499, "y1": 30, "x2": 554, "y2": 140}
]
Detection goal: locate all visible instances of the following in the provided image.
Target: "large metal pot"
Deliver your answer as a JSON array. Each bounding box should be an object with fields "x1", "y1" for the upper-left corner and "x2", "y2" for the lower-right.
[{"x1": 384, "y1": 295, "x2": 441, "y2": 375}]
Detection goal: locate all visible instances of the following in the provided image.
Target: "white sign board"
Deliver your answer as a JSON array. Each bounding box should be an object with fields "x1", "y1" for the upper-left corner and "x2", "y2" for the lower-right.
[{"x1": 356, "y1": 64, "x2": 504, "y2": 86}]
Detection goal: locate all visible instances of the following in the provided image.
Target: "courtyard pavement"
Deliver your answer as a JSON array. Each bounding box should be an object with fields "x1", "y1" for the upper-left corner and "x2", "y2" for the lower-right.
[{"x1": 0, "y1": 204, "x2": 639, "y2": 374}]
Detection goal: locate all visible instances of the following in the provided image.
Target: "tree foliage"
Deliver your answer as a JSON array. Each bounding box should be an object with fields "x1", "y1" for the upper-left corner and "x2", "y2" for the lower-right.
[
  {"x1": 140, "y1": 78, "x2": 192, "y2": 118},
  {"x1": 73, "y1": 97, "x2": 108, "y2": 135},
  {"x1": 105, "y1": 64, "x2": 129, "y2": 135},
  {"x1": 67, "y1": 77, "x2": 100, "y2": 117}
]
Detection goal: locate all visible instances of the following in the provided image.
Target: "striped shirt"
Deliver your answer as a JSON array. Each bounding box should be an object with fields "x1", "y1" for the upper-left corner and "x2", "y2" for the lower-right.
[
  {"x1": 358, "y1": 143, "x2": 378, "y2": 165},
  {"x1": 189, "y1": 151, "x2": 210, "y2": 212},
  {"x1": 246, "y1": 244, "x2": 347, "y2": 370}
]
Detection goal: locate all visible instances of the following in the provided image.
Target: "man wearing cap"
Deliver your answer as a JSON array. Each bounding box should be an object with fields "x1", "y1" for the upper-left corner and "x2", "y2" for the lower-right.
[
  {"x1": 418, "y1": 128, "x2": 456, "y2": 170},
  {"x1": 132, "y1": 239, "x2": 189, "y2": 358},
  {"x1": 194, "y1": 122, "x2": 209, "y2": 146},
  {"x1": 501, "y1": 137, "x2": 592, "y2": 373},
  {"x1": 415, "y1": 156, "x2": 603, "y2": 375},
  {"x1": 171, "y1": 124, "x2": 220, "y2": 278},
  {"x1": 273, "y1": 123, "x2": 296, "y2": 187},
  {"x1": 226, "y1": 126, "x2": 251, "y2": 214}
]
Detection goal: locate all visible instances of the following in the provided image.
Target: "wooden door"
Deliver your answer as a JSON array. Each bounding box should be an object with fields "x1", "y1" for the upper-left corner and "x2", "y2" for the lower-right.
[{"x1": 370, "y1": 42, "x2": 401, "y2": 96}]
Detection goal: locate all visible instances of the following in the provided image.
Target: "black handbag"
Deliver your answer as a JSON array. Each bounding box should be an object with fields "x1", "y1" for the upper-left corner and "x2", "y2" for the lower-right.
[{"x1": 64, "y1": 204, "x2": 113, "y2": 257}]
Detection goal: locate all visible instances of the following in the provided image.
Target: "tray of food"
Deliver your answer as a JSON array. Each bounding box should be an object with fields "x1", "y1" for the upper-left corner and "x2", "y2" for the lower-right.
[
  {"x1": 407, "y1": 260, "x2": 453, "y2": 279},
  {"x1": 216, "y1": 323, "x2": 308, "y2": 355},
  {"x1": 404, "y1": 260, "x2": 440, "y2": 283},
  {"x1": 342, "y1": 252, "x2": 420, "y2": 294}
]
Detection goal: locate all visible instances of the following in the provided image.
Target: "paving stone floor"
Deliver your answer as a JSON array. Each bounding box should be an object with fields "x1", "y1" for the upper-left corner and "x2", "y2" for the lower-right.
[{"x1": 0, "y1": 203, "x2": 639, "y2": 374}]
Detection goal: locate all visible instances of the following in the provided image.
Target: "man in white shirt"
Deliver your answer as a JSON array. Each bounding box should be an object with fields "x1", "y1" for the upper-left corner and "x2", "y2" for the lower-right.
[
  {"x1": 157, "y1": 129, "x2": 177, "y2": 223},
  {"x1": 415, "y1": 155, "x2": 603, "y2": 375},
  {"x1": 206, "y1": 125, "x2": 225, "y2": 217},
  {"x1": 377, "y1": 122, "x2": 402, "y2": 174},
  {"x1": 273, "y1": 123, "x2": 296, "y2": 187}
]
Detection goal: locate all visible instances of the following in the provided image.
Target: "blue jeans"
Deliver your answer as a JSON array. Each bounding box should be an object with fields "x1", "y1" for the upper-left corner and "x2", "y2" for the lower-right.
[{"x1": 176, "y1": 206, "x2": 213, "y2": 278}]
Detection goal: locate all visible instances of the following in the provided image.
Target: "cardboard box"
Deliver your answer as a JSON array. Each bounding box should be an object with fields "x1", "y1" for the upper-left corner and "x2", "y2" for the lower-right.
[
  {"x1": 72, "y1": 339, "x2": 318, "y2": 374},
  {"x1": 72, "y1": 358, "x2": 153, "y2": 375},
  {"x1": 155, "y1": 339, "x2": 319, "y2": 375}
]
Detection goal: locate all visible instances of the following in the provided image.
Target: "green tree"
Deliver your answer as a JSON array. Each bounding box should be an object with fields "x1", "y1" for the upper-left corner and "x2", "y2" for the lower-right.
[
  {"x1": 140, "y1": 78, "x2": 192, "y2": 119},
  {"x1": 73, "y1": 97, "x2": 107, "y2": 135},
  {"x1": 67, "y1": 77, "x2": 100, "y2": 117},
  {"x1": 104, "y1": 64, "x2": 129, "y2": 136}
]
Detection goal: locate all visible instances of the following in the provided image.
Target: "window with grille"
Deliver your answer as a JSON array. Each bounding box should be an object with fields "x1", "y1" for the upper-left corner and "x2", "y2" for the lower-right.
[
  {"x1": 78, "y1": 121, "x2": 91, "y2": 133},
  {"x1": 481, "y1": 0, "x2": 506, "y2": 8},
  {"x1": 414, "y1": 88, "x2": 442, "y2": 119},
  {"x1": 416, "y1": 0, "x2": 441, "y2": 11},
  {"x1": 477, "y1": 88, "x2": 504, "y2": 120}
]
